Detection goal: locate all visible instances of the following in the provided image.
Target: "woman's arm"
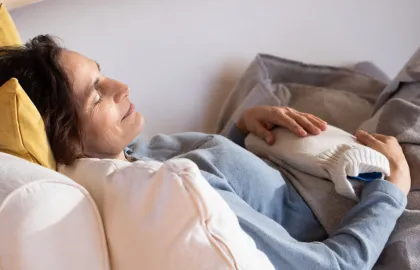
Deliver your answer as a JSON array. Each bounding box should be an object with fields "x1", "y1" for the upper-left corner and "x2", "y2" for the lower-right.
[
  {"x1": 297, "y1": 179, "x2": 406, "y2": 270},
  {"x1": 231, "y1": 130, "x2": 409, "y2": 269},
  {"x1": 219, "y1": 175, "x2": 406, "y2": 270},
  {"x1": 290, "y1": 131, "x2": 410, "y2": 269},
  {"x1": 228, "y1": 106, "x2": 410, "y2": 269}
]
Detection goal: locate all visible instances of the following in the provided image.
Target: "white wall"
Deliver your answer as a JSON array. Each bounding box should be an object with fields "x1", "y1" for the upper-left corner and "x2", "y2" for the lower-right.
[
  {"x1": 3, "y1": 0, "x2": 43, "y2": 10},
  {"x1": 11, "y1": 0, "x2": 420, "y2": 137}
]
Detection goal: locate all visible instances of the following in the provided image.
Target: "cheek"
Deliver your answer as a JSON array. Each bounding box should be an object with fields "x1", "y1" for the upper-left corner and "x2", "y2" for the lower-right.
[
  {"x1": 90, "y1": 107, "x2": 118, "y2": 133},
  {"x1": 100, "y1": 105, "x2": 121, "y2": 126},
  {"x1": 83, "y1": 106, "x2": 124, "y2": 148}
]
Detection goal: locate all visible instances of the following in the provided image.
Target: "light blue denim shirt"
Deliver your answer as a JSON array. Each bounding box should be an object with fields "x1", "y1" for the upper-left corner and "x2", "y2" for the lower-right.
[{"x1": 125, "y1": 127, "x2": 406, "y2": 270}]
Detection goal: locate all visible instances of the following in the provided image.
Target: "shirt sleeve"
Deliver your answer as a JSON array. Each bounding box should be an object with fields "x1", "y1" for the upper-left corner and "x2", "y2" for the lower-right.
[
  {"x1": 222, "y1": 179, "x2": 407, "y2": 270},
  {"x1": 283, "y1": 179, "x2": 406, "y2": 269}
]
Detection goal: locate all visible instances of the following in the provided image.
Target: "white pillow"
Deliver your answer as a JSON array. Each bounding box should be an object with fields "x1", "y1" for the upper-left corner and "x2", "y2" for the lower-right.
[
  {"x1": 59, "y1": 158, "x2": 274, "y2": 270},
  {"x1": 0, "y1": 153, "x2": 110, "y2": 270}
]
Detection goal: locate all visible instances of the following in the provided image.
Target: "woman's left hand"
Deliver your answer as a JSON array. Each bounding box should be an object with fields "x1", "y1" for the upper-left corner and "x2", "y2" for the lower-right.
[{"x1": 236, "y1": 106, "x2": 327, "y2": 145}]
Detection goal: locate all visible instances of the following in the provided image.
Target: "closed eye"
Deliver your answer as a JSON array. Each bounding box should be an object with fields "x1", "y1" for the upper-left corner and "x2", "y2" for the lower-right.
[
  {"x1": 92, "y1": 77, "x2": 102, "y2": 106},
  {"x1": 94, "y1": 89, "x2": 103, "y2": 106}
]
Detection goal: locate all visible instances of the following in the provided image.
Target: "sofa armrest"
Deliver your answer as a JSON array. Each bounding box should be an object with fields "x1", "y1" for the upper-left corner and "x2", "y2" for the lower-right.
[
  {"x1": 0, "y1": 179, "x2": 110, "y2": 270},
  {"x1": 0, "y1": 153, "x2": 110, "y2": 270}
]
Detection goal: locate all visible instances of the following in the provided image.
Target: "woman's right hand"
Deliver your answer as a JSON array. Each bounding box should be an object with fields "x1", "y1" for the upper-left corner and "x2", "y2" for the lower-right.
[{"x1": 356, "y1": 130, "x2": 411, "y2": 195}]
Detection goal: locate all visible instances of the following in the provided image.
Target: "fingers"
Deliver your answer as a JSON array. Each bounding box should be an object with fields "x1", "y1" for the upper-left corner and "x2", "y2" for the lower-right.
[
  {"x1": 264, "y1": 107, "x2": 328, "y2": 137},
  {"x1": 277, "y1": 114, "x2": 308, "y2": 137},
  {"x1": 305, "y1": 114, "x2": 328, "y2": 131},
  {"x1": 371, "y1": 133, "x2": 397, "y2": 144},
  {"x1": 355, "y1": 130, "x2": 383, "y2": 148},
  {"x1": 264, "y1": 121, "x2": 275, "y2": 130},
  {"x1": 254, "y1": 121, "x2": 275, "y2": 145},
  {"x1": 257, "y1": 107, "x2": 328, "y2": 137},
  {"x1": 285, "y1": 110, "x2": 328, "y2": 135},
  {"x1": 289, "y1": 112, "x2": 322, "y2": 135},
  {"x1": 356, "y1": 131, "x2": 399, "y2": 146}
]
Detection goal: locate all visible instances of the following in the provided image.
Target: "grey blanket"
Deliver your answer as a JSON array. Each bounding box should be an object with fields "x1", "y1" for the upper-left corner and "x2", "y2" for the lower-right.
[{"x1": 217, "y1": 50, "x2": 420, "y2": 270}]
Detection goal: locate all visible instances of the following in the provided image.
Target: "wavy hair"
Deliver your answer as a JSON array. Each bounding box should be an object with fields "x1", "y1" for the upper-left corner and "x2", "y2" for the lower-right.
[{"x1": 0, "y1": 35, "x2": 83, "y2": 165}]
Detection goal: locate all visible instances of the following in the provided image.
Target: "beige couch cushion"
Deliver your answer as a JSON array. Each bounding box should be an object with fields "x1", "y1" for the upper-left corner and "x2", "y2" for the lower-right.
[{"x1": 0, "y1": 153, "x2": 110, "y2": 270}]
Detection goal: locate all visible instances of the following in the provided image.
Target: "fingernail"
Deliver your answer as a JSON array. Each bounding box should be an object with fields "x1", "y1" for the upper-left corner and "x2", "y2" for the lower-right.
[
  {"x1": 356, "y1": 130, "x2": 365, "y2": 136},
  {"x1": 299, "y1": 129, "x2": 307, "y2": 136}
]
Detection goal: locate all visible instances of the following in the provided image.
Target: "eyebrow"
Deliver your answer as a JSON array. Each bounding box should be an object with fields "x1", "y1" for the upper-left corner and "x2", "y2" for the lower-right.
[{"x1": 95, "y1": 61, "x2": 101, "y2": 71}]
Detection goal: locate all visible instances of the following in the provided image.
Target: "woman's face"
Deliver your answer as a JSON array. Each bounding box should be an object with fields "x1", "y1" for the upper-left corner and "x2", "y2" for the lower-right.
[{"x1": 59, "y1": 50, "x2": 144, "y2": 159}]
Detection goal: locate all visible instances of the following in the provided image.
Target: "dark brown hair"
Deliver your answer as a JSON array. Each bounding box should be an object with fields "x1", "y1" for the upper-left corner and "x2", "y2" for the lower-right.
[{"x1": 0, "y1": 35, "x2": 83, "y2": 165}]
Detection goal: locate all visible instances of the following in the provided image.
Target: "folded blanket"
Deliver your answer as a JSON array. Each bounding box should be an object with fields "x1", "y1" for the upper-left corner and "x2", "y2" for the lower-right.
[{"x1": 245, "y1": 125, "x2": 390, "y2": 200}]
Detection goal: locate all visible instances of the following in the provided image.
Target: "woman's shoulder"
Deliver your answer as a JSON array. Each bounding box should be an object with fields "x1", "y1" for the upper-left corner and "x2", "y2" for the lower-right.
[{"x1": 126, "y1": 132, "x2": 233, "y2": 161}]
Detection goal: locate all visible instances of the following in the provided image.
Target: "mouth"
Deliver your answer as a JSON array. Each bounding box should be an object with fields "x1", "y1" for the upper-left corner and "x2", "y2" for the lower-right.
[{"x1": 122, "y1": 103, "x2": 135, "y2": 121}]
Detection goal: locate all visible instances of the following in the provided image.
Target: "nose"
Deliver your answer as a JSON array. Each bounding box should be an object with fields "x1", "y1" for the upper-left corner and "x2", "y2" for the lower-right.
[{"x1": 113, "y1": 80, "x2": 130, "y2": 103}]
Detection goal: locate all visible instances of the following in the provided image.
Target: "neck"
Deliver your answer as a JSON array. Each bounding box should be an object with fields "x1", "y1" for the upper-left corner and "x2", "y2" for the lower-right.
[
  {"x1": 84, "y1": 151, "x2": 129, "y2": 162},
  {"x1": 117, "y1": 151, "x2": 129, "y2": 162}
]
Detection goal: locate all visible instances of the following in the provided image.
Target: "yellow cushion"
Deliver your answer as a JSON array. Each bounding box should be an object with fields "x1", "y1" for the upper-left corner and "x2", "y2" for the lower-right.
[
  {"x1": 0, "y1": 3, "x2": 21, "y2": 46},
  {"x1": 0, "y1": 5, "x2": 56, "y2": 170},
  {"x1": 0, "y1": 79, "x2": 56, "y2": 170}
]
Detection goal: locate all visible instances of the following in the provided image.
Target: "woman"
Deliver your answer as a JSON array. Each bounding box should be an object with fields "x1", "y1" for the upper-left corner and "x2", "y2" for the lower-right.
[{"x1": 0, "y1": 35, "x2": 410, "y2": 269}]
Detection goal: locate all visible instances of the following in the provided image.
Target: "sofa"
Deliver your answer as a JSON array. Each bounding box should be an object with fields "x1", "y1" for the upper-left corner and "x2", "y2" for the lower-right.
[{"x1": 0, "y1": 153, "x2": 110, "y2": 270}]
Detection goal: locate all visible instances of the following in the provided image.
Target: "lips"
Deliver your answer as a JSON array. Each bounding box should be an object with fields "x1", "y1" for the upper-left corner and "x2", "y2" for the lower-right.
[{"x1": 122, "y1": 103, "x2": 135, "y2": 121}]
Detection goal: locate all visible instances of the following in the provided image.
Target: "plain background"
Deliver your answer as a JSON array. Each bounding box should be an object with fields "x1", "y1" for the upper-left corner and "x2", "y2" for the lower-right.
[{"x1": 11, "y1": 0, "x2": 420, "y2": 138}]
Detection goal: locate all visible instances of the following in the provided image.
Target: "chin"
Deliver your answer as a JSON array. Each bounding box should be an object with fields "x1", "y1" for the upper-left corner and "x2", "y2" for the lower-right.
[
  {"x1": 133, "y1": 112, "x2": 145, "y2": 134},
  {"x1": 122, "y1": 111, "x2": 144, "y2": 143},
  {"x1": 137, "y1": 112, "x2": 145, "y2": 131}
]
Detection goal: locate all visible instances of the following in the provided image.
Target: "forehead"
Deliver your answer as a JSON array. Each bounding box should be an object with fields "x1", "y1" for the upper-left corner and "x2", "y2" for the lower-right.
[{"x1": 59, "y1": 50, "x2": 97, "y2": 98}]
